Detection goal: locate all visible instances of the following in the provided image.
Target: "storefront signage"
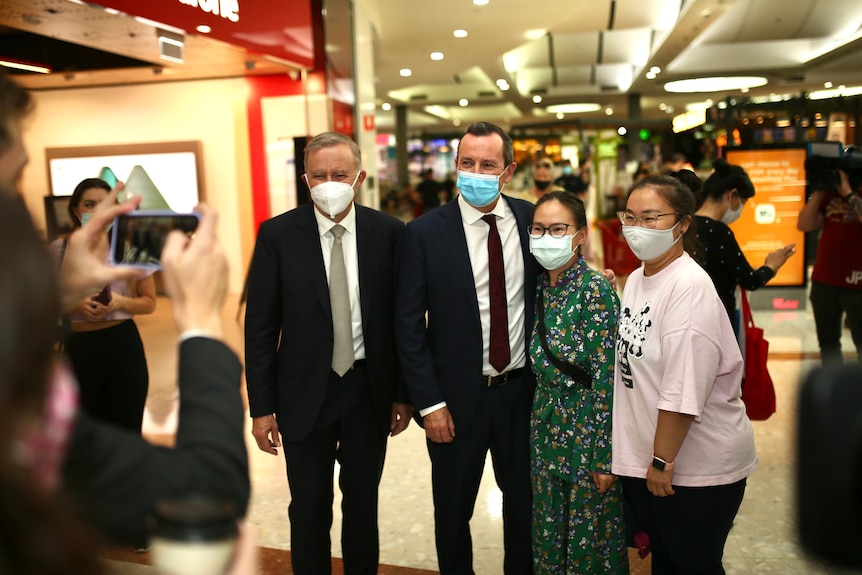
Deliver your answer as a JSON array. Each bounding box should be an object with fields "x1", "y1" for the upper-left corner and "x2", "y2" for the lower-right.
[
  {"x1": 93, "y1": 0, "x2": 315, "y2": 68},
  {"x1": 672, "y1": 109, "x2": 706, "y2": 133}
]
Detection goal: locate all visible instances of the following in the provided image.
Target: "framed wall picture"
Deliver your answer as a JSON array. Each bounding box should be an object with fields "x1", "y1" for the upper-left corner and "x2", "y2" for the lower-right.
[{"x1": 45, "y1": 141, "x2": 205, "y2": 212}]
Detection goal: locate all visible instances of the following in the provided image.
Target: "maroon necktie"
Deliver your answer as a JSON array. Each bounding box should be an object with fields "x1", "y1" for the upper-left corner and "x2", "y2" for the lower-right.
[{"x1": 482, "y1": 214, "x2": 510, "y2": 372}]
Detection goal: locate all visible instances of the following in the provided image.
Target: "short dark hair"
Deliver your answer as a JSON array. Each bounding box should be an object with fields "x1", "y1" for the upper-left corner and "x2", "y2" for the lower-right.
[
  {"x1": 462, "y1": 122, "x2": 514, "y2": 166},
  {"x1": 0, "y1": 74, "x2": 34, "y2": 154},
  {"x1": 534, "y1": 190, "x2": 587, "y2": 230},
  {"x1": 68, "y1": 178, "x2": 112, "y2": 228}
]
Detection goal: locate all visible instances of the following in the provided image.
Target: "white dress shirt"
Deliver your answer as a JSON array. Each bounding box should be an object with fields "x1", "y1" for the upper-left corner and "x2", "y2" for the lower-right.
[{"x1": 313, "y1": 203, "x2": 366, "y2": 361}]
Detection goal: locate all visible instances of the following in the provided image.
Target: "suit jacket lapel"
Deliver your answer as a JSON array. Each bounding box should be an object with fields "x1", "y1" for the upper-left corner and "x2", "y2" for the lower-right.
[
  {"x1": 439, "y1": 201, "x2": 481, "y2": 324},
  {"x1": 295, "y1": 203, "x2": 332, "y2": 319}
]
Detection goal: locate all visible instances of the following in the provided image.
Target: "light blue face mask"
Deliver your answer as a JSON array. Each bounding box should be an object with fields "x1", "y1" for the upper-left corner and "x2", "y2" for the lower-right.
[
  {"x1": 80, "y1": 212, "x2": 92, "y2": 226},
  {"x1": 457, "y1": 168, "x2": 507, "y2": 207}
]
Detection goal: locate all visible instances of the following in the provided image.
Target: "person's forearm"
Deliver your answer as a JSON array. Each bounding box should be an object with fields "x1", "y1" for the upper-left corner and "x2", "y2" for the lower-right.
[
  {"x1": 798, "y1": 192, "x2": 824, "y2": 231},
  {"x1": 844, "y1": 191, "x2": 862, "y2": 218},
  {"x1": 653, "y1": 409, "x2": 694, "y2": 463}
]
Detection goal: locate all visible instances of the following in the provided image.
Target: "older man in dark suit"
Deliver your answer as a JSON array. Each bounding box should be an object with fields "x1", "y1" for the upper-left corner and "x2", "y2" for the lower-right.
[
  {"x1": 245, "y1": 132, "x2": 411, "y2": 575},
  {"x1": 395, "y1": 122, "x2": 540, "y2": 574}
]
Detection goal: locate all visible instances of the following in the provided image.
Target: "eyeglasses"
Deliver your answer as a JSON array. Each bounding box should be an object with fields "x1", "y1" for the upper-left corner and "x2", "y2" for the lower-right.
[
  {"x1": 527, "y1": 223, "x2": 574, "y2": 238},
  {"x1": 617, "y1": 211, "x2": 680, "y2": 229}
]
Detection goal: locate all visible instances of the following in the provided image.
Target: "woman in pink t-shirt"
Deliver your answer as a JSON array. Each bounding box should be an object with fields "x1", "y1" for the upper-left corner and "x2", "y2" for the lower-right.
[
  {"x1": 612, "y1": 174, "x2": 757, "y2": 574},
  {"x1": 54, "y1": 178, "x2": 156, "y2": 435}
]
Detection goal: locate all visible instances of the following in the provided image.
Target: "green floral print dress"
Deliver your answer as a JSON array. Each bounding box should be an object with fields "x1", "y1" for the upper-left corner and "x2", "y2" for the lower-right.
[{"x1": 529, "y1": 256, "x2": 628, "y2": 574}]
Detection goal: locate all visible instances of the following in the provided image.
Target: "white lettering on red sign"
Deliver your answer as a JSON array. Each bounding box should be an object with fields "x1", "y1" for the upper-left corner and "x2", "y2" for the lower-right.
[{"x1": 179, "y1": 0, "x2": 239, "y2": 23}]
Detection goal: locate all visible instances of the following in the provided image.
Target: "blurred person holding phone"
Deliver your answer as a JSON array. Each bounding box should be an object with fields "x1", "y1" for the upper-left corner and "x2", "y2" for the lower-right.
[
  {"x1": 693, "y1": 160, "x2": 795, "y2": 334},
  {"x1": 52, "y1": 177, "x2": 157, "y2": 437},
  {"x1": 0, "y1": 187, "x2": 254, "y2": 571}
]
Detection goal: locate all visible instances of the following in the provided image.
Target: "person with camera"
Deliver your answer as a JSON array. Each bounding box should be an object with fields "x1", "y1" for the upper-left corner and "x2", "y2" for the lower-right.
[{"x1": 798, "y1": 166, "x2": 862, "y2": 364}]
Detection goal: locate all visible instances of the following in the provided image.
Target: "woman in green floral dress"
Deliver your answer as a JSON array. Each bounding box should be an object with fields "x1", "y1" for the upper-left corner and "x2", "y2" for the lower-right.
[{"x1": 527, "y1": 191, "x2": 628, "y2": 574}]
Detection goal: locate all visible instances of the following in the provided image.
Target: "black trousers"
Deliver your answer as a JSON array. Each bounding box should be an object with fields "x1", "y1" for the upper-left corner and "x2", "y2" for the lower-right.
[
  {"x1": 65, "y1": 319, "x2": 149, "y2": 433},
  {"x1": 426, "y1": 374, "x2": 533, "y2": 575},
  {"x1": 621, "y1": 477, "x2": 746, "y2": 575},
  {"x1": 282, "y1": 363, "x2": 388, "y2": 575}
]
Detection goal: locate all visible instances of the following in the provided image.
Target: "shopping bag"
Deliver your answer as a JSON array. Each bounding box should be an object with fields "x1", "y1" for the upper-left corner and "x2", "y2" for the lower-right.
[{"x1": 739, "y1": 289, "x2": 776, "y2": 421}]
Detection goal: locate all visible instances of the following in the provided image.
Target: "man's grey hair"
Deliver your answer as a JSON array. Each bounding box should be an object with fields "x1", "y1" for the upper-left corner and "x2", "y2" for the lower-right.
[{"x1": 304, "y1": 132, "x2": 361, "y2": 169}]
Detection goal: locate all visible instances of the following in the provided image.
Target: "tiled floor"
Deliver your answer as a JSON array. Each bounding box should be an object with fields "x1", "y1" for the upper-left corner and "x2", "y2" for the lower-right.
[{"x1": 119, "y1": 284, "x2": 861, "y2": 574}]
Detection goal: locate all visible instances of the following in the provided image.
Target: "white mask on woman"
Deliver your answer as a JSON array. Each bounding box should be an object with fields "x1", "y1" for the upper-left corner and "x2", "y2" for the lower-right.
[
  {"x1": 720, "y1": 197, "x2": 744, "y2": 225},
  {"x1": 622, "y1": 221, "x2": 682, "y2": 261},
  {"x1": 309, "y1": 172, "x2": 360, "y2": 218}
]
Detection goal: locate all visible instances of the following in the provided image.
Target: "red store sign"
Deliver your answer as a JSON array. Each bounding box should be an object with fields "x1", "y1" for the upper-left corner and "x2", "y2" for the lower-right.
[{"x1": 93, "y1": 0, "x2": 317, "y2": 68}]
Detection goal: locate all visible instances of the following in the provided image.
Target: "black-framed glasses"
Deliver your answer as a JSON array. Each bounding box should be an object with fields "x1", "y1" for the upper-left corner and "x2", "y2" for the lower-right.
[
  {"x1": 527, "y1": 223, "x2": 574, "y2": 238},
  {"x1": 617, "y1": 211, "x2": 680, "y2": 229}
]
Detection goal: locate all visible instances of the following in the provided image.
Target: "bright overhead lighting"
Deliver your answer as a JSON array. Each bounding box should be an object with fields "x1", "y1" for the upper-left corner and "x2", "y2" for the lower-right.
[
  {"x1": 453, "y1": 29, "x2": 468, "y2": 38},
  {"x1": 381, "y1": 102, "x2": 392, "y2": 111},
  {"x1": 649, "y1": 66, "x2": 661, "y2": 74},
  {"x1": 532, "y1": 95, "x2": 543, "y2": 104},
  {"x1": 664, "y1": 76, "x2": 768, "y2": 93},
  {"x1": 473, "y1": 0, "x2": 489, "y2": 5},
  {"x1": 399, "y1": 68, "x2": 412, "y2": 77},
  {"x1": 810, "y1": 85, "x2": 862, "y2": 100},
  {"x1": 496, "y1": 79, "x2": 510, "y2": 91},
  {"x1": 645, "y1": 71, "x2": 657, "y2": 80},
  {"x1": 824, "y1": 81, "x2": 833, "y2": 88},
  {"x1": 618, "y1": 127, "x2": 627, "y2": 136},
  {"x1": 525, "y1": 29, "x2": 546, "y2": 40},
  {"x1": 555, "y1": 112, "x2": 564, "y2": 120},
  {"x1": 459, "y1": 98, "x2": 469, "y2": 107},
  {"x1": 659, "y1": 103, "x2": 667, "y2": 110},
  {"x1": 430, "y1": 52, "x2": 444, "y2": 61},
  {"x1": 545, "y1": 103, "x2": 602, "y2": 114},
  {"x1": 0, "y1": 59, "x2": 51, "y2": 74},
  {"x1": 605, "y1": 107, "x2": 614, "y2": 116},
  {"x1": 196, "y1": 25, "x2": 211, "y2": 34}
]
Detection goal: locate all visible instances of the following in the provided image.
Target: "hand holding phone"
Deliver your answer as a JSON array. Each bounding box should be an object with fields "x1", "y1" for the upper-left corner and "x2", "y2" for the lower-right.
[{"x1": 111, "y1": 211, "x2": 201, "y2": 270}]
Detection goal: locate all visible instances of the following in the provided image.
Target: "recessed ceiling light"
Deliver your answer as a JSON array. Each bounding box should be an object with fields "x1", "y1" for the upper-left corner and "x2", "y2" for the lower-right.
[
  {"x1": 431, "y1": 52, "x2": 444, "y2": 61},
  {"x1": 556, "y1": 112, "x2": 564, "y2": 120},
  {"x1": 382, "y1": 102, "x2": 392, "y2": 111},
  {"x1": 453, "y1": 119, "x2": 462, "y2": 126},
  {"x1": 196, "y1": 24, "x2": 211, "y2": 34},
  {"x1": 453, "y1": 29, "x2": 468, "y2": 38},
  {"x1": 664, "y1": 76, "x2": 768, "y2": 93},
  {"x1": 473, "y1": 0, "x2": 489, "y2": 5},
  {"x1": 649, "y1": 66, "x2": 661, "y2": 74},
  {"x1": 546, "y1": 103, "x2": 602, "y2": 114},
  {"x1": 646, "y1": 72, "x2": 657, "y2": 80},
  {"x1": 525, "y1": 29, "x2": 546, "y2": 40},
  {"x1": 399, "y1": 68, "x2": 412, "y2": 77},
  {"x1": 618, "y1": 127, "x2": 627, "y2": 136},
  {"x1": 459, "y1": 98, "x2": 469, "y2": 107},
  {"x1": 532, "y1": 95, "x2": 543, "y2": 104},
  {"x1": 824, "y1": 81, "x2": 833, "y2": 88},
  {"x1": 605, "y1": 107, "x2": 614, "y2": 116},
  {"x1": 659, "y1": 103, "x2": 667, "y2": 110}
]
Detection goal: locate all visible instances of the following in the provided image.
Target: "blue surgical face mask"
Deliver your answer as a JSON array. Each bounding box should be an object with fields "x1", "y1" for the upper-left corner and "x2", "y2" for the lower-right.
[
  {"x1": 457, "y1": 167, "x2": 507, "y2": 208},
  {"x1": 562, "y1": 166, "x2": 573, "y2": 175},
  {"x1": 80, "y1": 212, "x2": 92, "y2": 226}
]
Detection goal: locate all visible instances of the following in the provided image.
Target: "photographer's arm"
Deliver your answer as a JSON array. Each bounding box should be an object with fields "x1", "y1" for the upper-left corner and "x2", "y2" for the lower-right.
[
  {"x1": 836, "y1": 171, "x2": 862, "y2": 220},
  {"x1": 798, "y1": 190, "x2": 825, "y2": 232}
]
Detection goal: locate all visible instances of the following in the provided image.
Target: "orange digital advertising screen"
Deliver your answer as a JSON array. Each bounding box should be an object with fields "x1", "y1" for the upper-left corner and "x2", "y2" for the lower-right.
[{"x1": 724, "y1": 148, "x2": 807, "y2": 286}]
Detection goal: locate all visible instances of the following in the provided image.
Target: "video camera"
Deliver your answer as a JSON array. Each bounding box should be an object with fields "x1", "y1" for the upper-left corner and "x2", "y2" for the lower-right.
[{"x1": 804, "y1": 146, "x2": 862, "y2": 191}]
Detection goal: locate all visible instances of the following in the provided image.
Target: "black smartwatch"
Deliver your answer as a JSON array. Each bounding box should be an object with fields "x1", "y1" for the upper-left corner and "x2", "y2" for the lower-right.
[{"x1": 652, "y1": 454, "x2": 674, "y2": 471}]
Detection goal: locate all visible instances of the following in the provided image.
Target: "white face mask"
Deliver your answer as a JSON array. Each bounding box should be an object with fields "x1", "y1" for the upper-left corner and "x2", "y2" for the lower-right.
[
  {"x1": 720, "y1": 196, "x2": 744, "y2": 225},
  {"x1": 622, "y1": 221, "x2": 682, "y2": 262},
  {"x1": 309, "y1": 172, "x2": 360, "y2": 218},
  {"x1": 529, "y1": 233, "x2": 579, "y2": 271}
]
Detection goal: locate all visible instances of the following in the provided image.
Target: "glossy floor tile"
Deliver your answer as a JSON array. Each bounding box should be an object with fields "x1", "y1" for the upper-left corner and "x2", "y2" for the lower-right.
[{"x1": 122, "y1": 289, "x2": 862, "y2": 574}]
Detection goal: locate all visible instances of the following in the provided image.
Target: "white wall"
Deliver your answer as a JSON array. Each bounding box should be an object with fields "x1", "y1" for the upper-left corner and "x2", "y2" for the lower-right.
[{"x1": 20, "y1": 78, "x2": 253, "y2": 295}]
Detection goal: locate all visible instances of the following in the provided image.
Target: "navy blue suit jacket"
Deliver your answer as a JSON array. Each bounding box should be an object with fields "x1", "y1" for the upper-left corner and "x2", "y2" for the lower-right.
[
  {"x1": 395, "y1": 195, "x2": 540, "y2": 432},
  {"x1": 244, "y1": 202, "x2": 406, "y2": 442}
]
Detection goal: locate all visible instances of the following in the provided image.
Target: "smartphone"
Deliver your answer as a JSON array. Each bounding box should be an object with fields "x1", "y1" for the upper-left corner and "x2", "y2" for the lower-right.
[{"x1": 111, "y1": 211, "x2": 200, "y2": 269}]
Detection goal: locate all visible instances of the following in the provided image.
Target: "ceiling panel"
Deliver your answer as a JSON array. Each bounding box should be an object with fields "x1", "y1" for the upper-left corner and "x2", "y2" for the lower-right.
[{"x1": 553, "y1": 32, "x2": 599, "y2": 67}]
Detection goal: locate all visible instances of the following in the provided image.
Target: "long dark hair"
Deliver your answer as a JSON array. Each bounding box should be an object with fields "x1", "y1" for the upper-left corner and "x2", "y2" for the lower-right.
[
  {"x1": 67, "y1": 178, "x2": 111, "y2": 228},
  {"x1": 0, "y1": 191, "x2": 103, "y2": 575},
  {"x1": 628, "y1": 174, "x2": 705, "y2": 266}
]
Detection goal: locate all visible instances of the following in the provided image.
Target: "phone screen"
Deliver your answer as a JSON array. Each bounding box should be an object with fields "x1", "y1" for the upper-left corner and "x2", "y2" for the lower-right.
[{"x1": 111, "y1": 212, "x2": 200, "y2": 268}]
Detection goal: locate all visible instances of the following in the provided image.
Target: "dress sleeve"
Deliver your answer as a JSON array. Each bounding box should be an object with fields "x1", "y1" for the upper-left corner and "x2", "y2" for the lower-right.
[{"x1": 580, "y1": 273, "x2": 620, "y2": 473}]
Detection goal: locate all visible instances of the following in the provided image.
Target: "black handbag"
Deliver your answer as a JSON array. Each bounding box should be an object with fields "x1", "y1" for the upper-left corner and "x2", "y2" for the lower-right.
[{"x1": 536, "y1": 287, "x2": 592, "y2": 389}]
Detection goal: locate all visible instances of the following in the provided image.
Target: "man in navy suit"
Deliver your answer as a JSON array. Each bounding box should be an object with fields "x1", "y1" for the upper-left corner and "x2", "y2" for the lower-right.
[
  {"x1": 395, "y1": 122, "x2": 540, "y2": 574},
  {"x1": 244, "y1": 132, "x2": 412, "y2": 575}
]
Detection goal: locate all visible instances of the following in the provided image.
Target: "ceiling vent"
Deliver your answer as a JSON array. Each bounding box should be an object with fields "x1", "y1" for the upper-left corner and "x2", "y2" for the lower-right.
[
  {"x1": 409, "y1": 94, "x2": 428, "y2": 101},
  {"x1": 478, "y1": 90, "x2": 496, "y2": 97}
]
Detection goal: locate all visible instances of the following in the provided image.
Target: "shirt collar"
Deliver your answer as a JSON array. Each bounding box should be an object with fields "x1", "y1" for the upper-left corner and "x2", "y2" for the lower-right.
[
  {"x1": 458, "y1": 193, "x2": 509, "y2": 225},
  {"x1": 314, "y1": 202, "x2": 357, "y2": 237}
]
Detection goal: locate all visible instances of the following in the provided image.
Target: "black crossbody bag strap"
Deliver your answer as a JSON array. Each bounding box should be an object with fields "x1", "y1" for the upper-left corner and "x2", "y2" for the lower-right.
[{"x1": 537, "y1": 287, "x2": 593, "y2": 389}]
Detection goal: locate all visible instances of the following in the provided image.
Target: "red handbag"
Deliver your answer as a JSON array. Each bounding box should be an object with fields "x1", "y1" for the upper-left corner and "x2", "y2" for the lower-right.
[{"x1": 739, "y1": 289, "x2": 776, "y2": 420}]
